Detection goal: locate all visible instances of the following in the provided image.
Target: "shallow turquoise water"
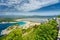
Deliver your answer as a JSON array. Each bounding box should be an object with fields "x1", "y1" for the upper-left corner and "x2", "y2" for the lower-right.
[{"x1": 18, "y1": 21, "x2": 26, "y2": 26}]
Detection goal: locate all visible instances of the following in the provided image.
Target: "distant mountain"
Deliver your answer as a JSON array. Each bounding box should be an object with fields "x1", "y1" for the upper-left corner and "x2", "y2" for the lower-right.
[{"x1": 0, "y1": 15, "x2": 57, "y2": 18}]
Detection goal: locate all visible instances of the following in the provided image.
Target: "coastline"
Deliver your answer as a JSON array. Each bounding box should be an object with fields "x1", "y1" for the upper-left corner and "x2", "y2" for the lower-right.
[
  {"x1": 0, "y1": 18, "x2": 49, "y2": 36},
  {"x1": 1, "y1": 21, "x2": 41, "y2": 35}
]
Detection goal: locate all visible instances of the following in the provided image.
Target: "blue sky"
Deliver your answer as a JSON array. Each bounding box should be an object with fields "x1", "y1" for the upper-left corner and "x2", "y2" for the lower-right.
[{"x1": 0, "y1": 0, "x2": 60, "y2": 16}]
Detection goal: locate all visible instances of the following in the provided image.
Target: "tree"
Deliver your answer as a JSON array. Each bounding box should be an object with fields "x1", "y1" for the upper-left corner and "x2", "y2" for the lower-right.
[{"x1": 2, "y1": 28, "x2": 23, "y2": 40}]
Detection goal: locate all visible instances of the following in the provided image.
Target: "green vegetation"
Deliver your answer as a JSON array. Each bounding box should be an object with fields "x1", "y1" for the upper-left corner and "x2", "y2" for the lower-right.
[
  {"x1": 23, "y1": 19, "x2": 58, "y2": 40},
  {"x1": 0, "y1": 19, "x2": 58, "y2": 40},
  {"x1": 0, "y1": 28, "x2": 23, "y2": 40},
  {"x1": 57, "y1": 15, "x2": 60, "y2": 18}
]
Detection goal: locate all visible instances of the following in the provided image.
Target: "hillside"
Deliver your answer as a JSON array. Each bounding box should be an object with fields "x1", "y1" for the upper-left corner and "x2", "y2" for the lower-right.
[{"x1": 0, "y1": 19, "x2": 58, "y2": 40}]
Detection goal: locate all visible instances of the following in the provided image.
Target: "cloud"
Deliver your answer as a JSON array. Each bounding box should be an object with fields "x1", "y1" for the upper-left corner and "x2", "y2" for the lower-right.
[
  {"x1": 16, "y1": 0, "x2": 59, "y2": 11},
  {"x1": 0, "y1": 0, "x2": 59, "y2": 12}
]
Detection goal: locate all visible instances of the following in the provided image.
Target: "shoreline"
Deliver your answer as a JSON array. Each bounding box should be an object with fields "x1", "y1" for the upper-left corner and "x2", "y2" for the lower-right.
[{"x1": 1, "y1": 21, "x2": 41, "y2": 35}]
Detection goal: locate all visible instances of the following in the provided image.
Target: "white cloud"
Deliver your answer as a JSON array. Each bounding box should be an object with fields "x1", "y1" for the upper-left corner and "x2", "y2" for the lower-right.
[
  {"x1": 6, "y1": 0, "x2": 22, "y2": 5},
  {"x1": 15, "y1": 0, "x2": 59, "y2": 11},
  {"x1": 0, "y1": 0, "x2": 59, "y2": 12}
]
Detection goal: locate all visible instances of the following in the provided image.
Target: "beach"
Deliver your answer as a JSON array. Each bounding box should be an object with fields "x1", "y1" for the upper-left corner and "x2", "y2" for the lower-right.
[{"x1": 0, "y1": 18, "x2": 48, "y2": 36}]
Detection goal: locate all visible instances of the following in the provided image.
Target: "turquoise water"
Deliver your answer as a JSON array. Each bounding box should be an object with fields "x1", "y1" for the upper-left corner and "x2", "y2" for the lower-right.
[
  {"x1": 17, "y1": 21, "x2": 26, "y2": 26},
  {"x1": 0, "y1": 21, "x2": 26, "y2": 36}
]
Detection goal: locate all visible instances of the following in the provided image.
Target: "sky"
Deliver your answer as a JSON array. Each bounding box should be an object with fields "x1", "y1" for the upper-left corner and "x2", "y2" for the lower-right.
[{"x1": 0, "y1": 0, "x2": 60, "y2": 16}]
